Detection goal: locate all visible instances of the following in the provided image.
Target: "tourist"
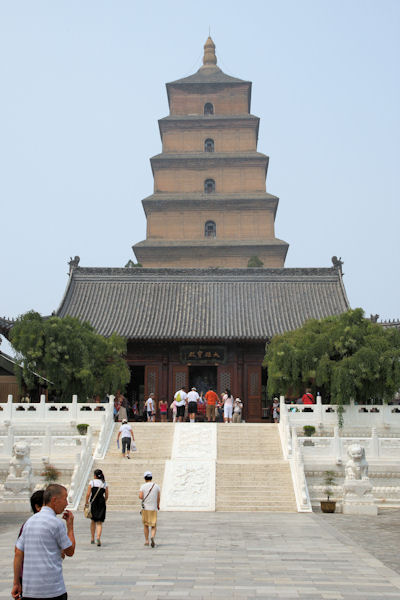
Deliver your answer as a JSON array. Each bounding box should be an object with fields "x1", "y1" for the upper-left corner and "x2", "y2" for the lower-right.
[
  {"x1": 15, "y1": 490, "x2": 45, "y2": 593},
  {"x1": 145, "y1": 393, "x2": 156, "y2": 422},
  {"x1": 159, "y1": 398, "x2": 168, "y2": 422},
  {"x1": 233, "y1": 397, "x2": 243, "y2": 423},
  {"x1": 272, "y1": 397, "x2": 280, "y2": 423},
  {"x1": 170, "y1": 398, "x2": 178, "y2": 422},
  {"x1": 12, "y1": 484, "x2": 75, "y2": 600},
  {"x1": 205, "y1": 387, "x2": 218, "y2": 422},
  {"x1": 302, "y1": 389, "x2": 314, "y2": 404},
  {"x1": 117, "y1": 418, "x2": 135, "y2": 459},
  {"x1": 222, "y1": 388, "x2": 234, "y2": 423},
  {"x1": 197, "y1": 394, "x2": 206, "y2": 421},
  {"x1": 216, "y1": 396, "x2": 224, "y2": 422},
  {"x1": 187, "y1": 387, "x2": 200, "y2": 422},
  {"x1": 114, "y1": 394, "x2": 121, "y2": 422},
  {"x1": 139, "y1": 471, "x2": 161, "y2": 548},
  {"x1": 84, "y1": 469, "x2": 108, "y2": 546},
  {"x1": 117, "y1": 391, "x2": 128, "y2": 422},
  {"x1": 174, "y1": 386, "x2": 187, "y2": 422}
]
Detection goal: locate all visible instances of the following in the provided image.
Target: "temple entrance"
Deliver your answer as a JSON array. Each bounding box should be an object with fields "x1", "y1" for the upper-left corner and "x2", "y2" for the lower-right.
[
  {"x1": 127, "y1": 365, "x2": 145, "y2": 418},
  {"x1": 188, "y1": 366, "x2": 217, "y2": 398}
]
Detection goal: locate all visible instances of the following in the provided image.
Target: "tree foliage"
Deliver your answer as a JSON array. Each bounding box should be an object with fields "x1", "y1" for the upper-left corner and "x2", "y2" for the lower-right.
[
  {"x1": 10, "y1": 311, "x2": 130, "y2": 401},
  {"x1": 264, "y1": 309, "x2": 400, "y2": 407},
  {"x1": 247, "y1": 255, "x2": 264, "y2": 268}
]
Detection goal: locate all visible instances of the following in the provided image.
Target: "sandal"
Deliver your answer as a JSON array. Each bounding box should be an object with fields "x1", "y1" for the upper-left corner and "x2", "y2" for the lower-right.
[
  {"x1": 151, "y1": 538, "x2": 155, "y2": 548},
  {"x1": 96, "y1": 539, "x2": 101, "y2": 546}
]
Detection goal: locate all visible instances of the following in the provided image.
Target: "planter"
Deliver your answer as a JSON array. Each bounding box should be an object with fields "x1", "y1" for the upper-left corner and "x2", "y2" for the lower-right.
[
  {"x1": 77, "y1": 423, "x2": 89, "y2": 435},
  {"x1": 303, "y1": 439, "x2": 314, "y2": 446},
  {"x1": 320, "y1": 500, "x2": 336, "y2": 513}
]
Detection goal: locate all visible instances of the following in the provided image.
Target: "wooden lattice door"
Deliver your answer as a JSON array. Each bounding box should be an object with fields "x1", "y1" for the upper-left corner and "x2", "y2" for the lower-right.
[
  {"x1": 171, "y1": 366, "x2": 189, "y2": 397},
  {"x1": 144, "y1": 365, "x2": 160, "y2": 401},
  {"x1": 217, "y1": 365, "x2": 235, "y2": 396},
  {"x1": 246, "y1": 365, "x2": 262, "y2": 421}
]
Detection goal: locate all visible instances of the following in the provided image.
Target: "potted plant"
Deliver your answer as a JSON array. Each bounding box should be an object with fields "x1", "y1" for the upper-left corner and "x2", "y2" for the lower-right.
[
  {"x1": 77, "y1": 423, "x2": 89, "y2": 435},
  {"x1": 320, "y1": 470, "x2": 337, "y2": 513},
  {"x1": 41, "y1": 463, "x2": 61, "y2": 484},
  {"x1": 303, "y1": 425, "x2": 316, "y2": 445}
]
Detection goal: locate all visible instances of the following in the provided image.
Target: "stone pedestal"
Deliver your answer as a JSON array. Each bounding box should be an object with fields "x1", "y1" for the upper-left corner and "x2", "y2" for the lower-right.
[{"x1": 342, "y1": 479, "x2": 377, "y2": 516}]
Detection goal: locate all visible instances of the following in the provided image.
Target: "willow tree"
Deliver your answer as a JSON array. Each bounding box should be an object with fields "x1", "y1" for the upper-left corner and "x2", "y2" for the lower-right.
[
  {"x1": 10, "y1": 311, "x2": 130, "y2": 401},
  {"x1": 264, "y1": 309, "x2": 400, "y2": 419}
]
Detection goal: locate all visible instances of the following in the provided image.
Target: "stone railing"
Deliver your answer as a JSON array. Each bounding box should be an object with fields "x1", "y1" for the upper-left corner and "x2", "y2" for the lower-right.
[
  {"x1": 0, "y1": 427, "x2": 90, "y2": 458},
  {"x1": 283, "y1": 395, "x2": 400, "y2": 431},
  {"x1": 278, "y1": 396, "x2": 312, "y2": 512},
  {"x1": 67, "y1": 427, "x2": 94, "y2": 510},
  {"x1": 298, "y1": 427, "x2": 400, "y2": 463},
  {"x1": 94, "y1": 396, "x2": 115, "y2": 459},
  {"x1": 0, "y1": 395, "x2": 113, "y2": 424}
]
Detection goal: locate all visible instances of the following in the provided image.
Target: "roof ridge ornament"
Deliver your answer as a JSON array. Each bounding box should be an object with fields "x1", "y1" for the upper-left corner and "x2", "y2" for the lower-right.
[
  {"x1": 331, "y1": 255, "x2": 343, "y2": 274},
  {"x1": 68, "y1": 255, "x2": 80, "y2": 275},
  {"x1": 201, "y1": 36, "x2": 218, "y2": 68}
]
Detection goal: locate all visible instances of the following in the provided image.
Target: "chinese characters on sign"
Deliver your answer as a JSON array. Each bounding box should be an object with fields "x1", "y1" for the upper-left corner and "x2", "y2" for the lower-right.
[{"x1": 180, "y1": 346, "x2": 226, "y2": 364}]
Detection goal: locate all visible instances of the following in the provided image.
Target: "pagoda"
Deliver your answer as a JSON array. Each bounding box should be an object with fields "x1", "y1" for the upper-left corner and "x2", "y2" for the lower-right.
[{"x1": 133, "y1": 37, "x2": 288, "y2": 268}]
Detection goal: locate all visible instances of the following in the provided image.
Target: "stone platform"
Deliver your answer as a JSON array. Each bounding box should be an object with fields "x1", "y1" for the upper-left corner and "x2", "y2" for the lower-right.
[{"x1": 1, "y1": 511, "x2": 400, "y2": 599}]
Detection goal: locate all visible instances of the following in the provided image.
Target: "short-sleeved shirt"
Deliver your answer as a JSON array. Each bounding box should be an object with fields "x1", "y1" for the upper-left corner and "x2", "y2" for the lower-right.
[
  {"x1": 145, "y1": 398, "x2": 154, "y2": 412},
  {"x1": 159, "y1": 401, "x2": 167, "y2": 412},
  {"x1": 174, "y1": 390, "x2": 187, "y2": 407},
  {"x1": 140, "y1": 482, "x2": 161, "y2": 511},
  {"x1": 187, "y1": 391, "x2": 199, "y2": 404},
  {"x1": 302, "y1": 393, "x2": 314, "y2": 404},
  {"x1": 205, "y1": 390, "x2": 218, "y2": 405},
  {"x1": 119, "y1": 423, "x2": 133, "y2": 439},
  {"x1": 16, "y1": 506, "x2": 72, "y2": 599}
]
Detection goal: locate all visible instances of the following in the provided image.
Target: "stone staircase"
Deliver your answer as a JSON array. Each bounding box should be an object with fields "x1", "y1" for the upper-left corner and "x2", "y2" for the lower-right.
[
  {"x1": 80, "y1": 423, "x2": 173, "y2": 511},
  {"x1": 216, "y1": 424, "x2": 297, "y2": 512}
]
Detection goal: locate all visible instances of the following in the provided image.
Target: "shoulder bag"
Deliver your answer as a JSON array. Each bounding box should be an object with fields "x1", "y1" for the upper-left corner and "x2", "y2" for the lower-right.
[
  {"x1": 140, "y1": 483, "x2": 155, "y2": 515},
  {"x1": 84, "y1": 484, "x2": 103, "y2": 519}
]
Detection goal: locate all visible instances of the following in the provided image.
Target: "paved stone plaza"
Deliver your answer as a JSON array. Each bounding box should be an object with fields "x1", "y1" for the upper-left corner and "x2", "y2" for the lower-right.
[{"x1": 1, "y1": 511, "x2": 400, "y2": 599}]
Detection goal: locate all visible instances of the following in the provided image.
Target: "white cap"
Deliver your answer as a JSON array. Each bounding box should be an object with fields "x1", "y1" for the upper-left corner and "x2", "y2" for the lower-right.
[
  {"x1": 122, "y1": 419, "x2": 127, "y2": 424},
  {"x1": 144, "y1": 471, "x2": 152, "y2": 478}
]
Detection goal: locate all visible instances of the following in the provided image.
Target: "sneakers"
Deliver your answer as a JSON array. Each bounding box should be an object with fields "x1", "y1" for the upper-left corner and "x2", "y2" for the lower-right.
[
  {"x1": 96, "y1": 539, "x2": 101, "y2": 547},
  {"x1": 127, "y1": 455, "x2": 130, "y2": 459},
  {"x1": 150, "y1": 538, "x2": 155, "y2": 548}
]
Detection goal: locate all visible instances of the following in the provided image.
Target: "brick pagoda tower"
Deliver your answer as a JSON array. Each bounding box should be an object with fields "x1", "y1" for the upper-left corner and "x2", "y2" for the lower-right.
[{"x1": 133, "y1": 37, "x2": 288, "y2": 268}]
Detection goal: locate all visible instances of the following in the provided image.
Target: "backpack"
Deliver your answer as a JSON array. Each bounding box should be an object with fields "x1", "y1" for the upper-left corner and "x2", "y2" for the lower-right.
[{"x1": 175, "y1": 392, "x2": 181, "y2": 403}]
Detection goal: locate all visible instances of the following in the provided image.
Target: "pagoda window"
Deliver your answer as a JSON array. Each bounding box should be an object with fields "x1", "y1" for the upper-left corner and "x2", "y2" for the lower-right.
[
  {"x1": 204, "y1": 138, "x2": 214, "y2": 152},
  {"x1": 205, "y1": 221, "x2": 216, "y2": 238},
  {"x1": 204, "y1": 102, "x2": 214, "y2": 115},
  {"x1": 204, "y1": 179, "x2": 215, "y2": 193}
]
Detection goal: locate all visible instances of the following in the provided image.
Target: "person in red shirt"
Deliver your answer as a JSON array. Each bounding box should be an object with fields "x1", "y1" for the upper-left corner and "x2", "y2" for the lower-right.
[
  {"x1": 159, "y1": 399, "x2": 168, "y2": 422},
  {"x1": 204, "y1": 388, "x2": 218, "y2": 422},
  {"x1": 302, "y1": 389, "x2": 314, "y2": 404}
]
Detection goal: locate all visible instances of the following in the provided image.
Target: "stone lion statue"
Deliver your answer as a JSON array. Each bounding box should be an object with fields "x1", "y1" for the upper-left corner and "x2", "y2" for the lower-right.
[
  {"x1": 8, "y1": 442, "x2": 33, "y2": 479},
  {"x1": 345, "y1": 443, "x2": 369, "y2": 480}
]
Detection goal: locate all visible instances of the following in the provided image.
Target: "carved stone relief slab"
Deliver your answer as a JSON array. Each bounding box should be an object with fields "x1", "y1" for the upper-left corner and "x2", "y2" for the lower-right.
[
  {"x1": 161, "y1": 459, "x2": 215, "y2": 511},
  {"x1": 172, "y1": 423, "x2": 216, "y2": 460}
]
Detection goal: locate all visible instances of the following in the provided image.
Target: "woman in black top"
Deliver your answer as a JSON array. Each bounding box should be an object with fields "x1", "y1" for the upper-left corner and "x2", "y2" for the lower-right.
[{"x1": 85, "y1": 469, "x2": 108, "y2": 546}]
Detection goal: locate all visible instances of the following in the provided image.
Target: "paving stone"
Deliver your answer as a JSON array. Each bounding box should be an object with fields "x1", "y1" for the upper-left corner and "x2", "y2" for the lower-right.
[{"x1": 2, "y1": 511, "x2": 400, "y2": 599}]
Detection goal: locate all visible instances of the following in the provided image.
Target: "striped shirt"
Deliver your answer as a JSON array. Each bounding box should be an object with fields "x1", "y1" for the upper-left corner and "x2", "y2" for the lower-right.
[{"x1": 16, "y1": 506, "x2": 72, "y2": 598}]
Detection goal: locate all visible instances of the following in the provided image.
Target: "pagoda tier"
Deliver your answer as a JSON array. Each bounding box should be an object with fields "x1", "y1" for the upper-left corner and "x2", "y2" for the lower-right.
[{"x1": 133, "y1": 37, "x2": 288, "y2": 268}]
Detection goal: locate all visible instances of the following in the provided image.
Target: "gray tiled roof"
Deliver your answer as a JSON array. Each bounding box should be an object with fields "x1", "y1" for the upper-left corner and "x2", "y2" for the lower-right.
[
  {"x1": 167, "y1": 66, "x2": 249, "y2": 86},
  {"x1": 57, "y1": 267, "x2": 350, "y2": 342}
]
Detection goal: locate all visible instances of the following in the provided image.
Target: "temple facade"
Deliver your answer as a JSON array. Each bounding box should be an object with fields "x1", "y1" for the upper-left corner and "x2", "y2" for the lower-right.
[
  {"x1": 55, "y1": 38, "x2": 350, "y2": 420},
  {"x1": 133, "y1": 37, "x2": 288, "y2": 269}
]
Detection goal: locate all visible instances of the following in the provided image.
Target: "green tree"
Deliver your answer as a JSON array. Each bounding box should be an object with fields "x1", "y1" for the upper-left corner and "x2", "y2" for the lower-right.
[
  {"x1": 247, "y1": 255, "x2": 264, "y2": 267},
  {"x1": 10, "y1": 311, "x2": 130, "y2": 401},
  {"x1": 264, "y1": 309, "x2": 400, "y2": 423}
]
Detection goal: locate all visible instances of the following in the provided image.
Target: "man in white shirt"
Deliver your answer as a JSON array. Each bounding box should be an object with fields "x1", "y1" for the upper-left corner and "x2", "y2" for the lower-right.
[
  {"x1": 145, "y1": 393, "x2": 155, "y2": 422},
  {"x1": 187, "y1": 387, "x2": 200, "y2": 422},
  {"x1": 117, "y1": 419, "x2": 135, "y2": 458},
  {"x1": 174, "y1": 387, "x2": 187, "y2": 422},
  {"x1": 139, "y1": 471, "x2": 161, "y2": 548}
]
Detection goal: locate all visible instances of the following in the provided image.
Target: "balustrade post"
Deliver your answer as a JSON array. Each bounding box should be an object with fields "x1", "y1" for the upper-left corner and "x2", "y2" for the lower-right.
[
  {"x1": 5, "y1": 424, "x2": 14, "y2": 454},
  {"x1": 370, "y1": 427, "x2": 379, "y2": 458},
  {"x1": 6, "y1": 395, "x2": 13, "y2": 421},
  {"x1": 333, "y1": 425, "x2": 342, "y2": 464},
  {"x1": 44, "y1": 427, "x2": 51, "y2": 457},
  {"x1": 39, "y1": 395, "x2": 46, "y2": 420},
  {"x1": 72, "y1": 395, "x2": 78, "y2": 420}
]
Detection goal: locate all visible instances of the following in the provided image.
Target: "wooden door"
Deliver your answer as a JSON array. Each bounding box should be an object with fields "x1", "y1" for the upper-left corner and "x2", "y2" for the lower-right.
[
  {"x1": 171, "y1": 365, "x2": 189, "y2": 398},
  {"x1": 246, "y1": 365, "x2": 262, "y2": 421},
  {"x1": 144, "y1": 365, "x2": 160, "y2": 401},
  {"x1": 217, "y1": 365, "x2": 235, "y2": 396}
]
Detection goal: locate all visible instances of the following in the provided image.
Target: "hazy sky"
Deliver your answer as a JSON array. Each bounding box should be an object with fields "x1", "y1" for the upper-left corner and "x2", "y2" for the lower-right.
[{"x1": 1, "y1": 1, "x2": 399, "y2": 341}]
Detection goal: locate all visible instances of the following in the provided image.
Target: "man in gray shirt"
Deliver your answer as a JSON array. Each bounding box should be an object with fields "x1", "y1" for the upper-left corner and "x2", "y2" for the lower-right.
[{"x1": 12, "y1": 483, "x2": 75, "y2": 600}]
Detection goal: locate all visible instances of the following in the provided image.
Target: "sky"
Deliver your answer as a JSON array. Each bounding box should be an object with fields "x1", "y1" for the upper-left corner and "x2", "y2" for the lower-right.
[{"x1": 1, "y1": 0, "x2": 399, "y2": 354}]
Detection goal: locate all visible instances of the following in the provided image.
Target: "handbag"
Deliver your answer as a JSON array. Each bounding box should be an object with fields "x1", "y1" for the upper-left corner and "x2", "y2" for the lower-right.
[
  {"x1": 84, "y1": 484, "x2": 103, "y2": 519},
  {"x1": 140, "y1": 483, "x2": 155, "y2": 515}
]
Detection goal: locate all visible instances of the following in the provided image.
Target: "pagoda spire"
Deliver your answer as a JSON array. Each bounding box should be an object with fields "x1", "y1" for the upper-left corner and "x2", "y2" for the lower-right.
[{"x1": 201, "y1": 36, "x2": 217, "y2": 68}]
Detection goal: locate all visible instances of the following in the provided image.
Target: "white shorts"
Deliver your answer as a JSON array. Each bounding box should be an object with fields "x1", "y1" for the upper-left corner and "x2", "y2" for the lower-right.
[{"x1": 224, "y1": 405, "x2": 233, "y2": 419}]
